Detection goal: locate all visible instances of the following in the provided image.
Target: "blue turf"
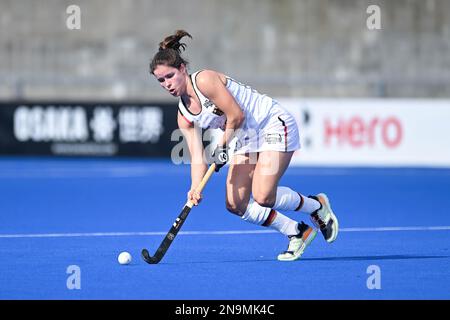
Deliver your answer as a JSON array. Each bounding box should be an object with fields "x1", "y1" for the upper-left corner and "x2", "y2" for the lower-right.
[{"x1": 1, "y1": 158, "x2": 449, "y2": 299}]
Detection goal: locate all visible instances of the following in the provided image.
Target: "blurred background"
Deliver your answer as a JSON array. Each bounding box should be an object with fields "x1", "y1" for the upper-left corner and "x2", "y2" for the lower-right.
[
  {"x1": 1, "y1": 0, "x2": 449, "y2": 101},
  {"x1": 1, "y1": 0, "x2": 449, "y2": 161}
]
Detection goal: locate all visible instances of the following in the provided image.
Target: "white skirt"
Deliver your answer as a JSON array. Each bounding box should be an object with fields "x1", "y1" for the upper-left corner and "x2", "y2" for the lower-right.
[{"x1": 232, "y1": 102, "x2": 301, "y2": 155}]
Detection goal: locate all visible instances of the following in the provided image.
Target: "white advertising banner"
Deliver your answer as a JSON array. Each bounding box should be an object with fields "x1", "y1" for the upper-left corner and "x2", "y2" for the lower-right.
[{"x1": 276, "y1": 99, "x2": 450, "y2": 167}]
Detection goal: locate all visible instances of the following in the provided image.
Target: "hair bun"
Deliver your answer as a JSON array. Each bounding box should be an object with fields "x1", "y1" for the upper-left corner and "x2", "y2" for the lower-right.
[{"x1": 159, "y1": 30, "x2": 192, "y2": 53}]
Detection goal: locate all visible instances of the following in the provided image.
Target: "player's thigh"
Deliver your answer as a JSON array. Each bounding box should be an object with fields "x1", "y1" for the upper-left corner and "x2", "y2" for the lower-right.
[
  {"x1": 252, "y1": 151, "x2": 294, "y2": 207},
  {"x1": 225, "y1": 153, "x2": 256, "y2": 215}
]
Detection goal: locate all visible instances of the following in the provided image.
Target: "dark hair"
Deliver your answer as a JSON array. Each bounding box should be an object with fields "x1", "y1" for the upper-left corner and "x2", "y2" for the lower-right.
[{"x1": 149, "y1": 30, "x2": 192, "y2": 74}]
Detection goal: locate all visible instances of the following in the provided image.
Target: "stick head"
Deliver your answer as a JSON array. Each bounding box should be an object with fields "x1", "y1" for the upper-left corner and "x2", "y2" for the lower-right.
[{"x1": 141, "y1": 249, "x2": 161, "y2": 264}]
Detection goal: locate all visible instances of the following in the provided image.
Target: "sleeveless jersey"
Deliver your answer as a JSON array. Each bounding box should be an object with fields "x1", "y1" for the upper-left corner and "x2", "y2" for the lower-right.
[{"x1": 178, "y1": 70, "x2": 273, "y2": 131}]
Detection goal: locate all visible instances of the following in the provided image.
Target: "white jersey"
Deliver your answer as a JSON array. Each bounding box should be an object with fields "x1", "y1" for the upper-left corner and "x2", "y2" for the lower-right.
[{"x1": 178, "y1": 70, "x2": 301, "y2": 154}]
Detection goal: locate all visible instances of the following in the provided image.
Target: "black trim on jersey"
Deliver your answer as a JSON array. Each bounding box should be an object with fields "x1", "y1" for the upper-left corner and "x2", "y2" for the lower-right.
[
  {"x1": 185, "y1": 71, "x2": 205, "y2": 116},
  {"x1": 278, "y1": 116, "x2": 288, "y2": 152},
  {"x1": 177, "y1": 71, "x2": 204, "y2": 117},
  {"x1": 179, "y1": 94, "x2": 200, "y2": 117}
]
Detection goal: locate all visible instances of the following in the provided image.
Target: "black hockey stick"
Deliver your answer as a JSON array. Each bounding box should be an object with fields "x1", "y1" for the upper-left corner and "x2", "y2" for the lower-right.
[{"x1": 142, "y1": 164, "x2": 216, "y2": 264}]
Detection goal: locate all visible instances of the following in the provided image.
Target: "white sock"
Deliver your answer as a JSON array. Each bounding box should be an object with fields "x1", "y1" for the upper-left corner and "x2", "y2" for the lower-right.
[
  {"x1": 273, "y1": 186, "x2": 301, "y2": 211},
  {"x1": 266, "y1": 210, "x2": 299, "y2": 236},
  {"x1": 273, "y1": 186, "x2": 321, "y2": 214},
  {"x1": 242, "y1": 198, "x2": 271, "y2": 225},
  {"x1": 242, "y1": 199, "x2": 299, "y2": 236},
  {"x1": 300, "y1": 195, "x2": 321, "y2": 214}
]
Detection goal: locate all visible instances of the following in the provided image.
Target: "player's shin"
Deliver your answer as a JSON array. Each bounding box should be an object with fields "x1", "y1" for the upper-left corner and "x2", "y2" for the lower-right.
[{"x1": 241, "y1": 199, "x2": 298, "y2": 236}]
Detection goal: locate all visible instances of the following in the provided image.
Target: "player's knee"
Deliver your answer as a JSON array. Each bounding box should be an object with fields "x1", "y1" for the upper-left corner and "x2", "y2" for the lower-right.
[
  {"x1": 225, "y1": 200, "x2": 246, "y2": 216},
  {"x1": 253, "y1": 193, "x2": 276, "y2": 208}
]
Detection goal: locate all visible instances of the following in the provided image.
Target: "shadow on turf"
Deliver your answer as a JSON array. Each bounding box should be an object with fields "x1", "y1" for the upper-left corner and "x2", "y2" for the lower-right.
[
  {"x1": 303, "y1": 254, "x2": 450, "y2": 262},
  {"x1": 158, "y1": 254, "x2": 450, "y2": 265}
]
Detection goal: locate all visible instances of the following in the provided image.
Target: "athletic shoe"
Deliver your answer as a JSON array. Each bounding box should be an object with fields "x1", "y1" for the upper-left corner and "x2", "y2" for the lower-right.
[
  {"x1": 309, "y1": 193, "x2": 339, "y2": 243},
  {"x1": 277, "y1": 221, "x2": 317, "y2": 261}
]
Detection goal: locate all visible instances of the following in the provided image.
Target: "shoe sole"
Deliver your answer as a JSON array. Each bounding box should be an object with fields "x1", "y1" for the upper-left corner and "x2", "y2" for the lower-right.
[
  {"x1": 317, "y1": 193, "x2": 339, "y2": 243},
  {"x1": 277, "y1": 228, "x2": 317, "y2": 262}
]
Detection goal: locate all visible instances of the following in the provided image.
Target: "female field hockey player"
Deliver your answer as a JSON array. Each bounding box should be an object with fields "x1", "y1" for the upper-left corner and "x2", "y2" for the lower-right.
[{"x1": 149, "y1": 30, "x2": 339, "y2": 261}]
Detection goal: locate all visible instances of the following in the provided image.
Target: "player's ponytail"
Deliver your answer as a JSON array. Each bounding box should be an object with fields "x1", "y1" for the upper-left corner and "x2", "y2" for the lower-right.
[
  {"x1": 159, "y1": 30, "x2": 192, "y2": 53},
  {"x1": 150, "y1": 30, "x2": 192, "y2": 74}
]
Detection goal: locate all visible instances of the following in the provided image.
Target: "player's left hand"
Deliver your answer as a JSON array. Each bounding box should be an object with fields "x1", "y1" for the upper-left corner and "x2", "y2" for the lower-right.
[{"x1": 212, "y1": 145, "x2": 229, "y2": 172}]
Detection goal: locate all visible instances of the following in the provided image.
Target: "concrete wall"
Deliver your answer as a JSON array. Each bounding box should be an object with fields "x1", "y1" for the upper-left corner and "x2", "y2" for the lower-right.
[{"x1": 1, "y1": 0, "x2": 449, "y2": 100}]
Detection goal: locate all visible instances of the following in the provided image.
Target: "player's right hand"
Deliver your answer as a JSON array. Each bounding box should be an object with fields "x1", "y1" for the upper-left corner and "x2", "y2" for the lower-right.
[{"x1": 187, "y1": 189, "x2": 202, "y2": 206}]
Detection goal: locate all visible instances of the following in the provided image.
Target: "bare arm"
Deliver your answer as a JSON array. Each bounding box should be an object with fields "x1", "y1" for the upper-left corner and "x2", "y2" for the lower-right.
[{"x1": 177, "y1": 111, "x2": 207, "y2": 204}]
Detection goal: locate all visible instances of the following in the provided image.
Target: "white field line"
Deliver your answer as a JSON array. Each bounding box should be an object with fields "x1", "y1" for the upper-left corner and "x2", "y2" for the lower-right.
[{"x1": 1, "y1": 226, "x2": 450, "y2": 238}]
